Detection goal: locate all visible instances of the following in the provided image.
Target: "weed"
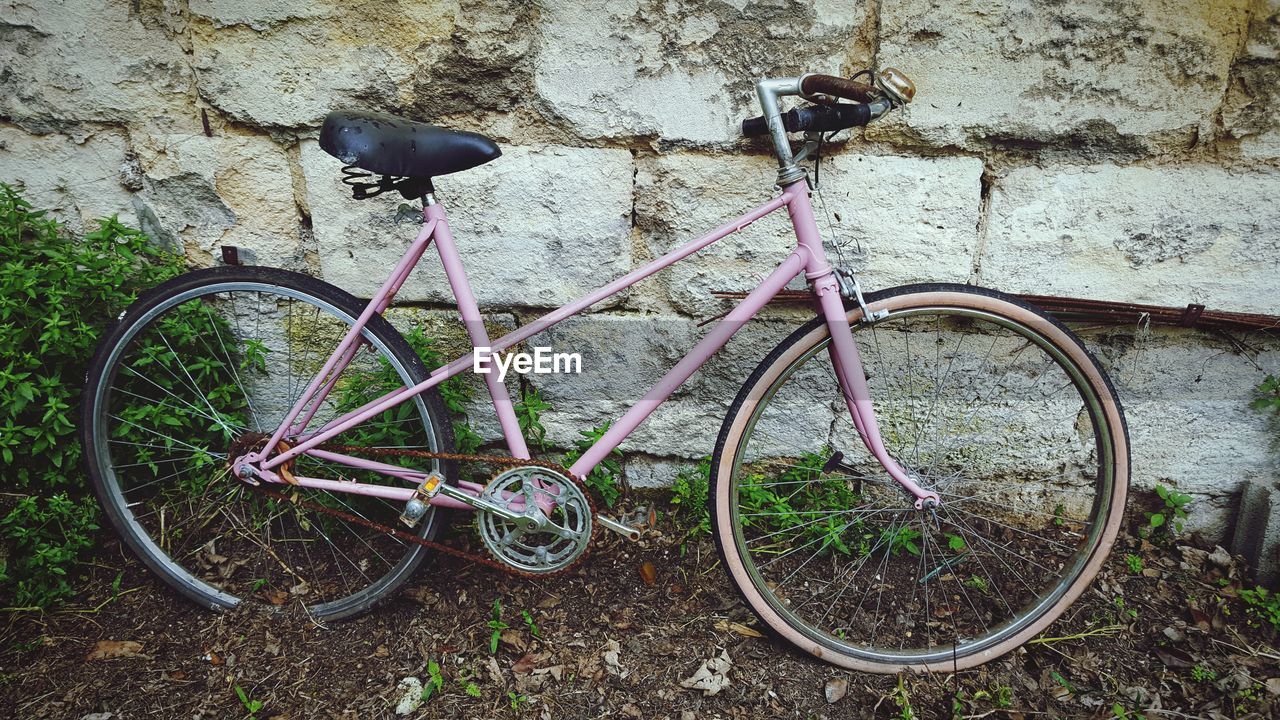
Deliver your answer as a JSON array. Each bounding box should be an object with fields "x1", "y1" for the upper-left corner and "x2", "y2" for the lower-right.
[
  {"x1": 487, "y1": 598, "x2": 510, "y2": 653},
  {"x1": 1125, "y1": 553, "x2": 1144, "y2": 574},
  {"x1": 890, "y1": 675, "x2": 915, "y2": 719},
  {"x1": 508, "y1": 691, "x2": 528, "y2": 710},
  {"x1": 1190, "y1": 665, "x2": 1217, "y2": 682},
  {"x1": 1251, "y1": 375, "x2": 1280, "y2": 416},
  {"x1": 965, "y1": 575, "x2": 989, "y2": 594},
  {"x1": 1141, "y1": 484, "x2": 1191, "y2": 540},
  {"x1": 514, "y1": 387, "x2": 551, "y2": 451},
  {"x1": 458, "y1": 672, "x2": 482, "y2": 698},
  {"x1": 1238, "y1": 586, "x2": 1280, "y2": 629},
  {"x1": 562, "y1": 423, "x2": 623, "y2": 507},
  {"x1": 670, "y1": 457, "x2": 711, "y2": 537},
  {"x1": 234, "y1": 685, "x2": 264, "y2": 720},
  {"x1": 521, "y1": 609, "x2": 540, "y2": 638},
  {"x1": 421, "y1": 660, "x2": 445, "y2": 702},
  {"x1": 881, "y1": 526, "x2": 922, "y2": 557}
]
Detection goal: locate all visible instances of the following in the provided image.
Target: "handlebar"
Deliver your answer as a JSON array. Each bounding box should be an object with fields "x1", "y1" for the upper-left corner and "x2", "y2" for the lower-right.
[
  {"x1": 800, "y1": 74, "x2": 877, "y2": 103},
  {"x1": 741, "y1": 68, "x2": 916, "y2": 139},
  {"x1": 741, "y1": 104, "x2": 872, "y2": 137}
]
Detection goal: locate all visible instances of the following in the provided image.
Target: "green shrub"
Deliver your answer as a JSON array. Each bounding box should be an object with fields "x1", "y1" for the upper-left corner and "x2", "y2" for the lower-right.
[{"x1": 0, "y1": 183, "x2": 186, "y2": 607}]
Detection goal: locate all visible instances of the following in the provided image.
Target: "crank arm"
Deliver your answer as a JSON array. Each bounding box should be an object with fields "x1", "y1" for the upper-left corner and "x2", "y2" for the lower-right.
[
  {"x1": 595, "y1": 514, "x2": 641, "y2": 541},
  {"x1": 433, "y1": 483, "x2": 533, "y2": 526}
]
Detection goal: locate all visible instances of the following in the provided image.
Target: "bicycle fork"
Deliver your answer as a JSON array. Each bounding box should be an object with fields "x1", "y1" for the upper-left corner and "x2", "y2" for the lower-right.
[{"x1": 789, "y1": 189, "x2": 940, "y2": 510}]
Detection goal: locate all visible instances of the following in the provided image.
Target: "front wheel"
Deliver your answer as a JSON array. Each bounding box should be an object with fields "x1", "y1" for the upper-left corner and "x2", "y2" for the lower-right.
[{"x1": 711, "y1": 283, "x2": 1129, "y2": 672}]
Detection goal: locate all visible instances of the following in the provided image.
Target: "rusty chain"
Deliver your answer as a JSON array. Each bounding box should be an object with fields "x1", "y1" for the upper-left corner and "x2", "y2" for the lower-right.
[{"x1": 239, "y1": 445, "x2": 597, "y2": 579}]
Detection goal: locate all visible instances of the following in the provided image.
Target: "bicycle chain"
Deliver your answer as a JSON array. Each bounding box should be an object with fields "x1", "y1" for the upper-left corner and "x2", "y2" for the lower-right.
[{"x1": 240, "y1": 445, "x2": 598, "y2": 579}]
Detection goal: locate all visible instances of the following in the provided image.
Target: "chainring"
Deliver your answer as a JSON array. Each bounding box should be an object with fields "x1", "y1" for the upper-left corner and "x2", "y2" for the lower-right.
[{"x1": 477, "y1": 466, "x2": 594, "y2": 574}]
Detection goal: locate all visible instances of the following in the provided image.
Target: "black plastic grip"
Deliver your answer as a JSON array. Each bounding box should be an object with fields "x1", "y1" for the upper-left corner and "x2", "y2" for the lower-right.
[{"x1": 741, "y1": 104, "x2": 872, "y2": 137}]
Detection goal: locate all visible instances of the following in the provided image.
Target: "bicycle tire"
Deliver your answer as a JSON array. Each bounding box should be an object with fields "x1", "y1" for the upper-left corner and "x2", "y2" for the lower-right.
[
  {"x1": 710, "y1": 283, "x2": 1129, "y2": 672},
  {"x1": 80, "y1": 266, "x2": 456, "y2": 620}
]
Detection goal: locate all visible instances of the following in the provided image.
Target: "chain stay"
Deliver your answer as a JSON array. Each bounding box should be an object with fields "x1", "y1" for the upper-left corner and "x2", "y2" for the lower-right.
[{"x1": 241, "y1": 445, "x2": 596, "y2": 579}]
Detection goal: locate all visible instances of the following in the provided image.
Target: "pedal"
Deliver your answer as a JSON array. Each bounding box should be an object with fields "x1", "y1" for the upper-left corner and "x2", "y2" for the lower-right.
[{"x1": 399, "y1": 472, "x2": 445, "y2": 528}]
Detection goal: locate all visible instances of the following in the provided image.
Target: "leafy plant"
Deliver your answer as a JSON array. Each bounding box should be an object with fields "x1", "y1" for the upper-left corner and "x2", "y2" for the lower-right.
[
  {"x1": 514, "y1": 386, "x2": 551, "y2": 451},
  {"x1": 0, "y1": 184, "x2": 188, "y2": 607},
  {"x1": 1251, "y1": 375, "x2": 1280, "y2": 416},
  {"x1": 1190, "y1": 665, "x2": 1217, "y2": 682},
  {"x1": 421, "y1": 660, "x2": 445, "y2": 702},
  {"x1": 1238, "y1": 586, "x2": 1280, "y2": 630},
  {"x1": 234, "y1": 684, "x2": 264, "y2": 720},
  {"x1": 521, "y1": 609, "x2": 540, "y2": 638},
  {"x1": 0, "y1": 493, "x2": 99, "y2": 608},
  {"x1": 736, "y1": 450, "x2": 871, "y2": 558},
  {"x1": 881, "y1": 526, "x2": 922, "y2": 557},
  {"x1": 670, "y1": 457, "x2": 711, "y2": 537},
  {"x1": 1125, "y1": 553, "x2": 1144, "y2": 574},
  {"x1": 562, "y1": 423, "x2": 623, "y2": 507},
  {"x1": 507, "y1": 691, "x2": 528, "y2": 710},
  {"x1": 487, "y1": 598, "x2": 509, "y2": 653},
  {"x1": 1142, "y1": 484, "x2": 1191, "y2": 540}
]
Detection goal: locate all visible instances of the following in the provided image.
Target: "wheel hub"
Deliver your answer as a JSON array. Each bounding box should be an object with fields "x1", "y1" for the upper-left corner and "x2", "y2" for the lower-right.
[{"x1": 477, "y1": 466, "x2": 592, "y2": 574}]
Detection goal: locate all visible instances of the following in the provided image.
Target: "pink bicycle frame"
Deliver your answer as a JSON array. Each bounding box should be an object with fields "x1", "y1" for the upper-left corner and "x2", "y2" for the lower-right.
[{"x1": 240, "y1": 181, "x2": 939, "y2": 514}]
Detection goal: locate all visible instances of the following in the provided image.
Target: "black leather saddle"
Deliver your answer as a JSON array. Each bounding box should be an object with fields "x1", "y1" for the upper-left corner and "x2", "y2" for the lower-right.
[{"x1": 319, "y1": 110, "x2": 501, "y2": 180}]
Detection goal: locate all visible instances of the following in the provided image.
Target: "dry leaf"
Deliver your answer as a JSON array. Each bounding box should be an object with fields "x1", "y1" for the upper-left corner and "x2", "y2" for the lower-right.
[
  {"x1": 824, "y1": 677, "x2": 848, "y2": 703},
  {"x1": 638, "y1": 561, "x2": 657, "y2": 586},
  {"x1": 512, "y1": 653, "x2": 537, "y2": 676},
  {"x1": 205, "y1": 650, "x2": 224, "y2": 666},
  {"x1": 680, "y1": 650, "x2": 732, "y2": 696},
  {"x1": 1153, "y1": 646, "x2": 1195, "y2": 668},
  {"x1": 713, "y1": 620, "x2": 764, "y2": 638},
  {"x1": 86, "y1": 640, "x2": 143, "y2": 661}
]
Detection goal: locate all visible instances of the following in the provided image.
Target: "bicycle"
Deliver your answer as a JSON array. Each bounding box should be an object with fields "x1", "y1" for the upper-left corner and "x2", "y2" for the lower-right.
[{"x1": 79, "y1": 68, "x2": 1129, "y2": 673}]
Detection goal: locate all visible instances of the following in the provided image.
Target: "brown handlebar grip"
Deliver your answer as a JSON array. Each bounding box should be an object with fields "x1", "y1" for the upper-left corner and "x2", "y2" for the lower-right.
[{"x1": 800, "y1": 74, "x2": 877, "y2": 103}]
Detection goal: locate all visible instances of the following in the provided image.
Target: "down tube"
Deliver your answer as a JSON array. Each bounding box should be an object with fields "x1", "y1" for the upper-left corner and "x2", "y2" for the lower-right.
[{"x1": 568, "y1": 251, "x2": 809, "y2": 478}]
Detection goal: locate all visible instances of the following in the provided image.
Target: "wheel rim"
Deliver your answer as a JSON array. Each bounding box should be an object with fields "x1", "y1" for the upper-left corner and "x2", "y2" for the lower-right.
[
  {"x1": 726, "y1": 302, "x2": 1116, "y2": 666},
  {"x1": 88, "y1": 281, "x2": 442, "y2": 615}
]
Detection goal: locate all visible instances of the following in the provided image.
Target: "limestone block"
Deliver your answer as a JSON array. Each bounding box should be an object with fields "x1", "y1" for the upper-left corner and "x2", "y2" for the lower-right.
[
  {"x1": 130, "y1": 131, "x2": 301, "y2": 266},
  {"x1": 1223, "y1": 0, "x2": 1280, "y2": 158},
  {"x1": 189, "y1": 2, "x2": 457, "y2": 128},
  {"x1": 820, "y1": 152, "x2": 984, "y2": 289},
  {"x1": 534, "y1": 0, "x2": 868, "y2": 144},
  {"x1": 1086, "y1": 326, "x2": 1280, "y2": 537},
  {"x1": 0, "y1": 3, "x2": 194, "y2": 132},
  {"x1": 302, "y1": 141, "x2": 633, "y2": 307},
  {"x1": 634, "y1": 151, "x2": 982, "y2": 316},
  {"x1": 874, "y1": 0, "x2": 1252, "y2": 149},
  {"x1": 982, "y1": 164, "x2": 1280, "y2": 314},
  {"x1": 0, "y1": 124, "x2": 133, "y2": 233},
  {"x1": 522, "y1": 313, "x2": 801, "y2": 459},
  {"x1": 625, "y1": 454, "x2": 697, "y2": 489},
  {"x1": 188, "y1": 0, "x2": 333, "y2": 30}
]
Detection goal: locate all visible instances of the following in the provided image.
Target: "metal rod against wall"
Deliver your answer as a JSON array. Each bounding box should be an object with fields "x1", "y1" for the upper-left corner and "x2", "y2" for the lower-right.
[{"x1": 709, "y1": 290, "x2": 1280, "y2": 333}]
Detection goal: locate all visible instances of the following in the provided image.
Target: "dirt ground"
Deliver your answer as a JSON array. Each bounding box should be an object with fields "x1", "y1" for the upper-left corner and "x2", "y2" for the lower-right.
[{"x1": 2, "y1": 498, "x2": 1277, "y2": 720}]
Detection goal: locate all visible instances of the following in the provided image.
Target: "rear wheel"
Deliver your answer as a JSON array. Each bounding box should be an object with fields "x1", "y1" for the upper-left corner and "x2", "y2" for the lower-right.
[
  {"x1": 711, "y1": 284, "x2": 1129, "y2": 672},
  {"x1": 80, "y1": 266, "x2": 455, "y2": 620}
]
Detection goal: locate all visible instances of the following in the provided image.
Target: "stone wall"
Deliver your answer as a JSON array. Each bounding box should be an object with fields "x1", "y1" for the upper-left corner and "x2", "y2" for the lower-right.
[{"x1": 2, "y1": 0, "x2": 1278, "y2": 538}]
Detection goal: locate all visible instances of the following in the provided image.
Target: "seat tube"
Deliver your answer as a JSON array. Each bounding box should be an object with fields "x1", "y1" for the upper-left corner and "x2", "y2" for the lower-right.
[
  {"x1": 785, "y1": 184, "x2": 939, "y2": 507},
  {"x1": 425, "y1": 202, "x2": 531, "y2": 460}
]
